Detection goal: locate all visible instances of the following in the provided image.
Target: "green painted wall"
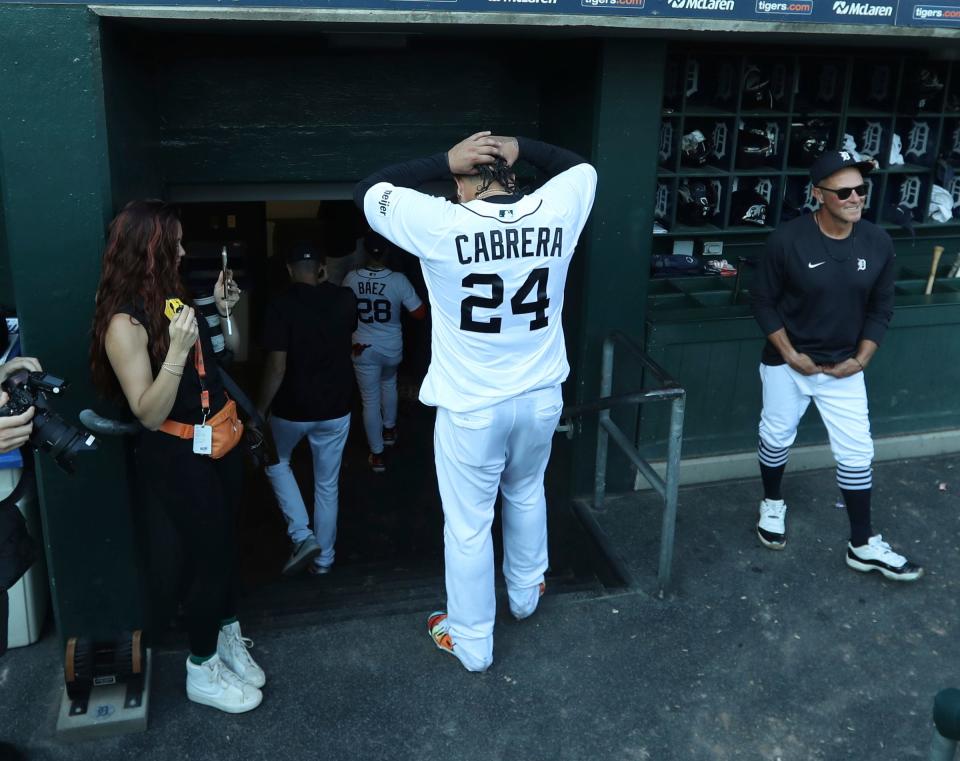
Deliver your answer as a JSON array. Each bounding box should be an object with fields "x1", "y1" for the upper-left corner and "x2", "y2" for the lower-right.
[
  {"x1": 147, "y1": 33, "x2": 544, "y2": 185},
  {"x1": 572, "y1": 39, "x2": 666, "y2": 495},
  {"x1": 0, "y1": 184, "x2": 13, "y2": 308},
  {"x1": 0, "y1": 6, "x2": 143, "y2": 640}
]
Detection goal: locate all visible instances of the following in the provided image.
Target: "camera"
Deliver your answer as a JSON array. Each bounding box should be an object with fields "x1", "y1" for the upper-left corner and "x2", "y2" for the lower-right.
[{"x1": 0, "y1": 370, "x2": 97, "y2": 474}]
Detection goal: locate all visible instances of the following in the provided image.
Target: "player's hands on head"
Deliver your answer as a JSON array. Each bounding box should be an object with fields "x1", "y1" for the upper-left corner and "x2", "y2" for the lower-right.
[
  {"x1": 787, "y1": 351, "x2": 822, "y2": 376},
  {"x1": 0, "y1": 391, "x2": 35, "y2": 453},
  {"x1": 447, "y1": 131, "x2": 501, "y2": 175},
  {"x1": 487, "y1": 136, "x2": 519, "y2": 167},
  {"x1": 168, "y1": 305, "x2": 199, "y2": 360}
]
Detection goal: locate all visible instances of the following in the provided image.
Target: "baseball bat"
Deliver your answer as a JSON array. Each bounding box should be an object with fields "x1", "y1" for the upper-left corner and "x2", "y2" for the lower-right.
[{"x1": 924, "y1": 245, "x2": 945, "y2": 295}]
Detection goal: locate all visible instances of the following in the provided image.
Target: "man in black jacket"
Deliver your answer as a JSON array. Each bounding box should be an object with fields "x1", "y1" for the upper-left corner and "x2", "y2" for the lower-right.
[{"x1": 751, "y1": 150, "x2": 921, "y2": 582}]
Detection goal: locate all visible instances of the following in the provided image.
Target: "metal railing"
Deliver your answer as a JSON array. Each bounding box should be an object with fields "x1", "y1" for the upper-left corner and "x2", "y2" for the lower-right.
[{"x1": 560, "y1": 331, "x2": 686, "y2": 597}]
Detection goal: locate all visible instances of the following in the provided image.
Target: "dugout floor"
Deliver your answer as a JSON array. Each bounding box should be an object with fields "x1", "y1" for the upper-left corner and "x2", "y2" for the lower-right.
[
  {"x1": 3, "y1": 453, "x2": 957, "y2": 760},
  {"x1": 231, "y1": 383, "x2": 619, "y2": 631}
]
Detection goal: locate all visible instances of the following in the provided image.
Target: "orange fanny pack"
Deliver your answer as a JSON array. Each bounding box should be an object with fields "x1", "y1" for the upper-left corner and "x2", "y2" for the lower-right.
[{"x1": 158, "y1": 398, "x2": 244, "y2": 459}]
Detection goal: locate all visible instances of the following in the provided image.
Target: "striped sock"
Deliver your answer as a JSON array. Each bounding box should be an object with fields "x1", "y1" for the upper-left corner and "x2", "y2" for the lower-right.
[
  {"x1": 837, "y1": 464, "x2": 873, "y2": 546},
  {"x1": 840, "y1": 487, "x2": 873, "y2": 547},
  {"x1": 758, "y1": 440, "x2": 789, "y2": 500}
]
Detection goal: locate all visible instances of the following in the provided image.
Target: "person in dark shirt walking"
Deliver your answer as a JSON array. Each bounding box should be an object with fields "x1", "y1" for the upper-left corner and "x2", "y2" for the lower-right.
[
  {"x1": 751, "y1": 150, "x2": 922, "y2": 581},
  {"x1": 258, "y1": 241, "x2": 358, "y2": 577}
]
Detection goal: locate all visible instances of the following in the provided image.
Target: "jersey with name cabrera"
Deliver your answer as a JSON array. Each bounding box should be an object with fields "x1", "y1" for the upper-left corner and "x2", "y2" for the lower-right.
[
  {"x1": 342, "y1": 267, "x2": 422, "y2": 358},
  {"x1": 358, "y1": 139, "x2": 597, "y2": 412}
]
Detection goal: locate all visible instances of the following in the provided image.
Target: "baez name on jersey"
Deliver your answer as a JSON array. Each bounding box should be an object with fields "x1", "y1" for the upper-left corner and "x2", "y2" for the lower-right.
[
  {"x1": 455, "y1": 227, "x2": 563, "y2": 266},
  {"x1": 356, "y1": 280, "x2": 386, "y2": 295}
]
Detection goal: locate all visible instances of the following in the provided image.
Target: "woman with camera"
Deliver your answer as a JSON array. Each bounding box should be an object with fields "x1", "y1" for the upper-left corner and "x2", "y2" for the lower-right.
[{"x1": 90, "y1": 200, "x2": 263, "y2": 714}]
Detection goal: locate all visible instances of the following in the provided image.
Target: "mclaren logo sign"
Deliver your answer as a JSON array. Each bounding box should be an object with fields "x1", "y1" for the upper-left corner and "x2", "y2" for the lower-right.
[
  {"x1": 667, "y1": 0, "x2": 735, "y2": 9},
  {"x1": 832, "y1": 0, "x2": 893, "y2": 15}
]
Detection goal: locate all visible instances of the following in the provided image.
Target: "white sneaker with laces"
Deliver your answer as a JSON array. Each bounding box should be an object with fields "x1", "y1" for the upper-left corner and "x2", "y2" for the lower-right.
[
  {"x1": 846, "y1": 534, "x2": 924, "y2": 581},
  {"x1": 186, "y1": 654, "x2": 262, "y2": 713},
  {"x1": 757, "y1": 498, "x2": 787, "y2": 549},
  {"x1": 217, "y1": 621, "x2": 266, "y2": 688}
]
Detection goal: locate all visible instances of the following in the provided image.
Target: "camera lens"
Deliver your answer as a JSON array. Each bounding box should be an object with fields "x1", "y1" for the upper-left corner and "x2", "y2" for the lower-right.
[{"x1": 29, "y1": 409, "x2": 97, "y2": 474}]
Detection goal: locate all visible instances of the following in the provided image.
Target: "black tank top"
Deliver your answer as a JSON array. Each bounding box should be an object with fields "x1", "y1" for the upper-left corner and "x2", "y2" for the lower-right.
[{"x1": 117, "y1": 301, "x2": 227, "y2": 425}]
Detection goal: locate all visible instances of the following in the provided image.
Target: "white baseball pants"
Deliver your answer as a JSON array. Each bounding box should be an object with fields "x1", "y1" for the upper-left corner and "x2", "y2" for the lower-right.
[
  {"x1": 434, "y1": 384, "x2": 564, "y2": 672},
  {"x1": 353, "y1": 349, "x2": 400, "y2": 454},
  {"x1": 758, "y1": 363, "x2": 874, "y2": 490},
  {"x1": 265, "y1": 413, "x2": 351, "y2": 569}
]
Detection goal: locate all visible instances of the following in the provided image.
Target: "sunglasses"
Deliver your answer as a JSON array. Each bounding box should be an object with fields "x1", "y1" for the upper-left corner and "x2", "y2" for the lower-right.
[{"x1": 817, "y1": 184, "x2": 868, "y2": 201}]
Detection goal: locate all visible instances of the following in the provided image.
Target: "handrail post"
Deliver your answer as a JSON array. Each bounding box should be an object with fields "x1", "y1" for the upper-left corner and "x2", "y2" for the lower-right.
[
  {"x1": 593, "y1": 336, "x2": 615, "y2": 510},
  {"x1": 657, "y1": 392, "x2": 685, "y2": 596}
]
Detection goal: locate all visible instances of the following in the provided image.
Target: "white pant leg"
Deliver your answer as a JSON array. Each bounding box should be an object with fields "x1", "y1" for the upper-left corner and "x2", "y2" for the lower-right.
[
  {"x1": 434, "y1": 401, "x2": 512, "y2": 672},
  {"x1": 265, "y1": 416, "x2": 312, "y2": 545},
  {"x1": 305, "y1": 413, "x2": 351, "y2": 568},
  {"x1": 500, "y1": 386, "x2": 563, "y2": 618},
  {"x1": 354, "y1": 354, "x2": 387, "y2": 454},
  {"x1": 380, "y1": 362, "x2": 399, "y2": 430},
  {"x1": 758, "y1": 363, "x2": 813, "y2": 452},
  {"x1": 811, "y1": 373, "x2": 874, "y2": 487}
]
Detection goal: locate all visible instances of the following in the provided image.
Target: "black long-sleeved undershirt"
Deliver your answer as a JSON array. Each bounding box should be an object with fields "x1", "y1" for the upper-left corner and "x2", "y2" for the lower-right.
[
  {"x1": 352, "y1": 137, "x2": 588, "y2": 209},
  {"x1": 751, "y1": 213, "x2": 896, "y2": 366}
]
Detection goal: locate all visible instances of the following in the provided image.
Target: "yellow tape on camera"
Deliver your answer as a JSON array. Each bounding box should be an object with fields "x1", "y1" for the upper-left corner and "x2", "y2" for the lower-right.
[{"x1": 164, "y1": 298, "x2": 186, "y2": 321}]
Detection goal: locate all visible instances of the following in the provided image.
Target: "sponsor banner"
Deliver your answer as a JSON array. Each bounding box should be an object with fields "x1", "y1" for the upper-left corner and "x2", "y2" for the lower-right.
[
  {"x1": 754, "y1": 0, "x2": 813, "y2": 15},
  {"x1": 827, "y1": 0, "x2": 898, "y2": 22},
  {"x1": 905, "y1": 0, "x2": 960, "y2": 25},
  {"x1": 1, "y1": 0, "x2": 959, "y2": 27}
]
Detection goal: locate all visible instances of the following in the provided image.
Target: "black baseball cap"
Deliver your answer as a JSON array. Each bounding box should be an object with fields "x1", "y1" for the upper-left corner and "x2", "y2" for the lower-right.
[
  {"x1": 364, "y1": 230, "x2": 391, "y2": 258},
  {"x1": 810, "y1": 150, "x2": 875, "y2": 186},
  {"x1": 286, "y1": 240, "x2": 321, "y2": 264}
]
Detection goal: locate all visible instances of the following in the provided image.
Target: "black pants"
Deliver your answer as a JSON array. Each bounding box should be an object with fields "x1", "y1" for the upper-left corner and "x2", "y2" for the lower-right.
[{"x1": 137, "y1": 433, "x2": 243, "y2": 657}]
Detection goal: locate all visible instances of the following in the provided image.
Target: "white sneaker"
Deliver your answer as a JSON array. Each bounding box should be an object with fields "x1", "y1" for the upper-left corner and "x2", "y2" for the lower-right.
[
  {"x1": 757, "y1": 498, "x2": 787, "y2": 549},
  {"x1": 846, "y1": 534, "x2": 924, "y2": 582},
  {"x1": 185, "y1": 654, "x2": 262, "y2": 713},
  {"x1": 217, "y1": 622, "x2": 266, "y2": 688}
]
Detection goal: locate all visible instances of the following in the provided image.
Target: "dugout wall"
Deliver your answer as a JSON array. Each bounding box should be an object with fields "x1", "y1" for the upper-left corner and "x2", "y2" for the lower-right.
[{"x1": 0, "y1": 3, "x2": 957, "y2": 639}]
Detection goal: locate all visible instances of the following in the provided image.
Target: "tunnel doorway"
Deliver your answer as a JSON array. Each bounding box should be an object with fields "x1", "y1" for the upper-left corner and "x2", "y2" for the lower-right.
[{"x1": 171, "y1": 185, "x2": 617, "y2": 631}]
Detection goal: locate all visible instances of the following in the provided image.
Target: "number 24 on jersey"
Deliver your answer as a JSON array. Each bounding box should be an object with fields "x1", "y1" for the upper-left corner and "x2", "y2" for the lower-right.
[{"x1": 460, "y1": 267, "x2": 550, "y2": 334}]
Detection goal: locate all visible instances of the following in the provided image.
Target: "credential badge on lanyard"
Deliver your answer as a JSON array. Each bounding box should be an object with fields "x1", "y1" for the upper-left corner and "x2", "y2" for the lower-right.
[{"x1": 191, "y1": 334, "x2": 213, "y2": 455}]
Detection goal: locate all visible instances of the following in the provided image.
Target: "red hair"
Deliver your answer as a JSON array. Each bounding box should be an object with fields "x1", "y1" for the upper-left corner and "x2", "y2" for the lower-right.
[{"x1": 90, "y1": 200, "x2": 191, "y2": 399}]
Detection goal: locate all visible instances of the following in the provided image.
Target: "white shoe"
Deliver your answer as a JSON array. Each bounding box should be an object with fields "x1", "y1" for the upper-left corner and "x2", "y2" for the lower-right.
[
  {"x1": 757, "y1": 498, "x2": 787, "y2": 549},
  {"x1": 217, "y1": 622, "x2": 266, "y2": 688},
  {"x1": 185, "y1": 654, "x2": 262, "y2": 713},
  {"x1": 846, "y1": 534, "x2": 924, "y2": 582}
]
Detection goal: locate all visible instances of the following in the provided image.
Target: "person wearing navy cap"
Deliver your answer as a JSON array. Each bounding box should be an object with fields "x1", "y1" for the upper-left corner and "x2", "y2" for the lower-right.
[
  {"x1": 751, "y1": 150, "x2": 923, "y2": 581},
  {"x1": 258, "y1": 240, "x2": 357, "y2": 578}
]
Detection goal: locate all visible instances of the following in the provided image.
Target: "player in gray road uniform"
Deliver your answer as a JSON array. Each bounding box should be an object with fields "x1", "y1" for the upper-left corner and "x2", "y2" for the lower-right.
[
  {"x1": 751, "y1": 150, "x2": 922, "y2": 582},
  {"x1": 355, "y1": 132, "x2": 596, "y2": 672}
]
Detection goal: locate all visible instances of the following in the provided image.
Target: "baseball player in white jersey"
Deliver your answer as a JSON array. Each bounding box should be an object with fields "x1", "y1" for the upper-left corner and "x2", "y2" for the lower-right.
[
  {"x1": 354, "y1": 131, "x2": 596, "y2": 672},
  {"x1": 343, "y1": 230, "x2": 426, "y2": 473}
]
